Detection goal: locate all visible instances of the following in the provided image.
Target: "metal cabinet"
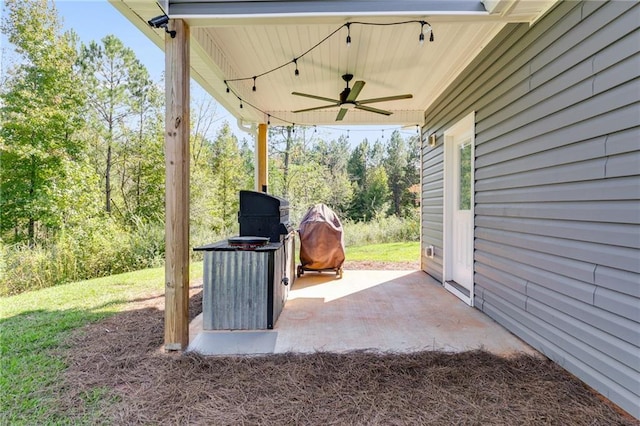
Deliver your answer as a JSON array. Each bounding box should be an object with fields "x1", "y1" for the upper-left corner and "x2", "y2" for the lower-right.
[{"x1": 195, "y1": 236, "x2": 294, "y2": 330}]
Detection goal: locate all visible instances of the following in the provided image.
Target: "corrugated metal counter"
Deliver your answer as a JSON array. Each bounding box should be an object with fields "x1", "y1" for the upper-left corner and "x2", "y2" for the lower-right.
[{"x1": 194, "y1": 236, "x2": 294, "y2": 330}]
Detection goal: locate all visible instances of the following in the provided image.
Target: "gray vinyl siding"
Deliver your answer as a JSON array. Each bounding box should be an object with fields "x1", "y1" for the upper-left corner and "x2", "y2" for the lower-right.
[{"x1": 420, "y1": 0, "x2": 640, "y2": 418}]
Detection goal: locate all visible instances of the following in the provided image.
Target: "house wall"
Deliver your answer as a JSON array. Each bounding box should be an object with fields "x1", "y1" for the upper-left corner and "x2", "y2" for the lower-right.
[{"x1": 420, "y1": 1, "x2": 639, "y2": 417}]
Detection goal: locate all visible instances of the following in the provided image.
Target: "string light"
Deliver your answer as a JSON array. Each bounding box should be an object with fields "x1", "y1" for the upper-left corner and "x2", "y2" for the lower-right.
[
  {"x1": 419, "y1": 21, "x2": 434, "y2": 46},
  {"x1": 223, "y1": 19, "x2": 435, "y2": 118},
  {"x1": 224, "y1": 20, "x2": 434, "y2": 89},
  {"x1": 224, "y1": 75, "x2": 420, "y2": 132},
  {"x1": 221, "y1": 21, "x2": 433, "y2": 133}
]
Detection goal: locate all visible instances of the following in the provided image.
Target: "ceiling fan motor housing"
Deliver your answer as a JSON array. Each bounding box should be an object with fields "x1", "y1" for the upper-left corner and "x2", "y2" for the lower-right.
[{"x1": 340, "y1": 88, "x2": 350, "y2": 103}]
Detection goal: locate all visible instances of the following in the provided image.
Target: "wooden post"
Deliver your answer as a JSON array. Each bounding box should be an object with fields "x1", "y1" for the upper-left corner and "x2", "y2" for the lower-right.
[
  {"x1": 164, "y1": 19, "x2": 190, "y2": 351},
  {"x1": 257, "y1": 123, "x2": 268, "y2": 192}
]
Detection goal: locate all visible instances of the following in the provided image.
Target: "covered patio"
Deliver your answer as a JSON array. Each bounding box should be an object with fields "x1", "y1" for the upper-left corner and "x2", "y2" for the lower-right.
[
  {"x1": 108, "y1": 0, "x2": 558, "y2": 351},
  {"x1": 188, "y1": 269, "x2": 535, "y2": 356}
]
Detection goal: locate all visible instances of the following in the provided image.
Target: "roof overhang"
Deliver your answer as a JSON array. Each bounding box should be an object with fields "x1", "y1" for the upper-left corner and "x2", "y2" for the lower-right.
[
  {"x1": 166, "y1": 1, "x2": 487, "y2": 18},
  {"x1": 109, "y1": 0, "x2": 558, "y2": 126}
]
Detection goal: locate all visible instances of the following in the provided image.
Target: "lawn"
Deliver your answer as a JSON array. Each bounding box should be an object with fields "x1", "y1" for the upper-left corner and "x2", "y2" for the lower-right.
[
  {"x1": 0, "y1": 262, "x2": 202, "y2": 424},
  {"x1": 346, "y1": 241, "x2": 420, "y2": 262},
  {"x1": 1, "y1": 243, "x2": 632, "y2": 425},
  {"x1": 0, "y1": 242, "x2": 419, "y2": 423}
]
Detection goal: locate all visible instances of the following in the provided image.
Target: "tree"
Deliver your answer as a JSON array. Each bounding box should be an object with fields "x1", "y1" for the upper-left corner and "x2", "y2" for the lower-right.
[
  {"x1": 311, "y1": 136, "x2": 353, "y2": 214},
  {"x1": 79, "y1": 35, "x2": 150, "y2": 215},
  {"x1": 238, "y1": 137, "x2": 255, "y2": 186},
  {"x1": 191, "y1": 95, "x2": 221, "y2": 169},
  {"x1": 268, "y1": 125, "x2": 318, "y2": 196},
  {"x1": 0, "y1": 0, "x2": 86, "y2": 245},
  {"x1": 120, "y1": 61, "x2": 164, "y2": 221},
  {"x1": 210, "y1": 122, "x2": 249, "y2": 230},
  {"x1": 384, "y1": 130, "x2": 408, "y2": 216},
  {"x1": 401, "y1": 134, "x2": 421, "y2": 215},
  {"x1": 347, "y1": 139, "x2": 389, "y2": 221}
]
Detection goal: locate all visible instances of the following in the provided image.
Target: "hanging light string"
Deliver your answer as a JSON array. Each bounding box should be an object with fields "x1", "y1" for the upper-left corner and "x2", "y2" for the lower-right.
[
  {"x1": 223, "y1": 20, "x2": 433, "y2": 90},
  {"x1": 259, "y1": 117, "x2": 419, "y2": 137},
  {"x1": 223, "y1": 19, "x2": 433, "y2": 130},
  {"x1": 224, "y1": 23, "x2": 346, "y2": 88},
  {"x1": 227, "y1": 81, "x2": 419, "y2": 131},
  {"x1": 228, "y1": 80, "x2": 419, "y2": 132}
]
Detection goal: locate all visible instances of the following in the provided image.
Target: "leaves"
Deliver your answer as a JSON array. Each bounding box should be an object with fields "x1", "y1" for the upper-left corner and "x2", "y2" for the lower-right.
[
  {"x1": 1, "y1": 0, "x2": 86, "y2": 244},
  {"x1": 0, "y1": 0, "x2": 421, "y2": 290}
]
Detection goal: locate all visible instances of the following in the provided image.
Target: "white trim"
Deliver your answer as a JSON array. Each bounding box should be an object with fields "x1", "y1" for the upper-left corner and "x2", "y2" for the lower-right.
[
  {"x1": 443, "y1": 111, "x2": 475, "y2": 307},
  {"x1": 171, "y1": 12, "x2": 490, "y2": 20},
  {"x1": 167, "y1": 0, "x2": 488, "y2": 18},
  {"x1": 444, "y1": 282, "x2": 472, "y2": 306}
]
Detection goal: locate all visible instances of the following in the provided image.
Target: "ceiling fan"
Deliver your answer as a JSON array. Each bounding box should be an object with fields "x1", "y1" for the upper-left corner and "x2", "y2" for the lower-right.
[{"x1": 292, "y1": 74, "x2": 413, "y2": 121}]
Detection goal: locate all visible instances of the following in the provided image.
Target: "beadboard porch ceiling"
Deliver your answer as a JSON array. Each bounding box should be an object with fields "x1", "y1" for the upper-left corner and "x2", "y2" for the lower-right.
[{"x1": 108, "y1": 0, "x2": 557, "y2": 126}]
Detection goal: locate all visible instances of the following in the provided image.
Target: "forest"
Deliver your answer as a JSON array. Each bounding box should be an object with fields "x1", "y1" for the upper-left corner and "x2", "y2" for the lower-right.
[{"x1": 0, "y1": 0, "x2": 420, "y2": 295}]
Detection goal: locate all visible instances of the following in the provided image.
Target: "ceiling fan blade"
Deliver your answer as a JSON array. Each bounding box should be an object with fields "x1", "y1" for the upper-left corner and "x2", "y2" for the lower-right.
[
  {"x1": 355, "y1": 105, "x2": 393, "y2": 116},
  {"x1": 346, "y1": 81, "x2": 365, "y2": 102},
  {"x1": 357, "y1": 94, "x2": 413, "y2": 105},
  {"x1": 292, "y1": 92, "x2": 339, "y2": 104},
  {"x1": 293, "y1": 104, "x2": 339, "y2": 113},
  {"x1": 336, "y1": 108, "x2": 348, "y2": 121}
]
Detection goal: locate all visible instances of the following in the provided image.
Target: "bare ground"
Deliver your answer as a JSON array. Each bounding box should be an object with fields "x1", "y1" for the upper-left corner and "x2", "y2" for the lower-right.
[{"x1": 54, "y1": 272, "x2": 636, "y2": 425}]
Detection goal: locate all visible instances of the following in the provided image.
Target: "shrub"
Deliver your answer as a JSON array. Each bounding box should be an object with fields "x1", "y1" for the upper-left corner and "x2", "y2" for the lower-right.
[
  {"x1": 342, "y1": 215, "x2": 419, "y2": 247},
  {"x1": 0, "y1": 218, "x2": 165, "y2": 296}
]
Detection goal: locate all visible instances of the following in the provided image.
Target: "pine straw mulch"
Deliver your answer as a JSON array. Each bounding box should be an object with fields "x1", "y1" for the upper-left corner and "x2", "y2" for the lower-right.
[{"x1": 55, "y1": 283, "x2": 636, "y2": 425}]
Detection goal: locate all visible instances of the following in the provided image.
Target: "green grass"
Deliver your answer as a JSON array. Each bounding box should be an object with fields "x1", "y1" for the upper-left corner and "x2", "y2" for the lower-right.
[
  {"x1": 346, "y1": 241, "x2": 420, "y2": 263},
  {"x1": 0, "y1": 262, "x2": 203, "y2": 425},
  {"x1": 0, "y1": 241, "x2": 417, "y2": 424}
]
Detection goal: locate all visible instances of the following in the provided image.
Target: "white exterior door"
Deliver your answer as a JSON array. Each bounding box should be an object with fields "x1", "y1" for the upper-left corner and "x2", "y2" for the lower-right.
[{"x1": 444, "y1": 112, "x2": 475, "y2": 306}]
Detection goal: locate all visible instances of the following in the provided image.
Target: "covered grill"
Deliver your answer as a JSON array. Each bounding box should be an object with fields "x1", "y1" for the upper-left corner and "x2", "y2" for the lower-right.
[{"x1": 297, "y1": 204, "x2": 345, "y2": 278}]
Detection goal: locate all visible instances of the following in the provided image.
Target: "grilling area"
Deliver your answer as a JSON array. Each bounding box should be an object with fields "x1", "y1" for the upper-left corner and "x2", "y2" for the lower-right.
[{"x1": 189, "y1": 191, "x2": 533, "y2": 356}]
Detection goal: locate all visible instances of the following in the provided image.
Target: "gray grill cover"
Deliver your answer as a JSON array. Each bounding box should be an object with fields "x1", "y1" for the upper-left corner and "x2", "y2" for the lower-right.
[{"x1": 298, "y1": 204, "x2": 345, "y2": 270}]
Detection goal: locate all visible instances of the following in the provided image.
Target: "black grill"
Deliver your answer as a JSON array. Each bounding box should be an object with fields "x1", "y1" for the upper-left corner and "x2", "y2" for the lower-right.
[{"x1": 238, "y1": 190, "x2": 291, "y2": 242}]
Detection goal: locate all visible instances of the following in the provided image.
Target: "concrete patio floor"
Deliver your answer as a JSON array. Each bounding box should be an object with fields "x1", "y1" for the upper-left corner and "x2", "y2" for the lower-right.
[{"x1": 188, "y1": 269, "x2": 537, "y2": 356}]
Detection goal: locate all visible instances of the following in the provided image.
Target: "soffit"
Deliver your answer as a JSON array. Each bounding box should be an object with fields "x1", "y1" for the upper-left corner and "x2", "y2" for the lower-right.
[{"x1": 109, "y1": 0, "x2": 557, "y2": 126}]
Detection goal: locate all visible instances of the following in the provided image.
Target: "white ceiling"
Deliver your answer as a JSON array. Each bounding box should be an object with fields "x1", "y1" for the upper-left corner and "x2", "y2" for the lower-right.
[{"x1": 109, "y1": 0, "x2": 557, "y2": 126}]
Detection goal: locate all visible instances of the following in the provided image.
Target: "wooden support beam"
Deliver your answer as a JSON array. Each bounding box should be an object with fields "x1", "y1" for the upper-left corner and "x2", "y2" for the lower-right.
[
  {"x1": 164, "y1": 19, "x2": 190, "y2": 351},
  {"x1": 257, "y1": 123, "x2": 268, "y2": 192}
]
